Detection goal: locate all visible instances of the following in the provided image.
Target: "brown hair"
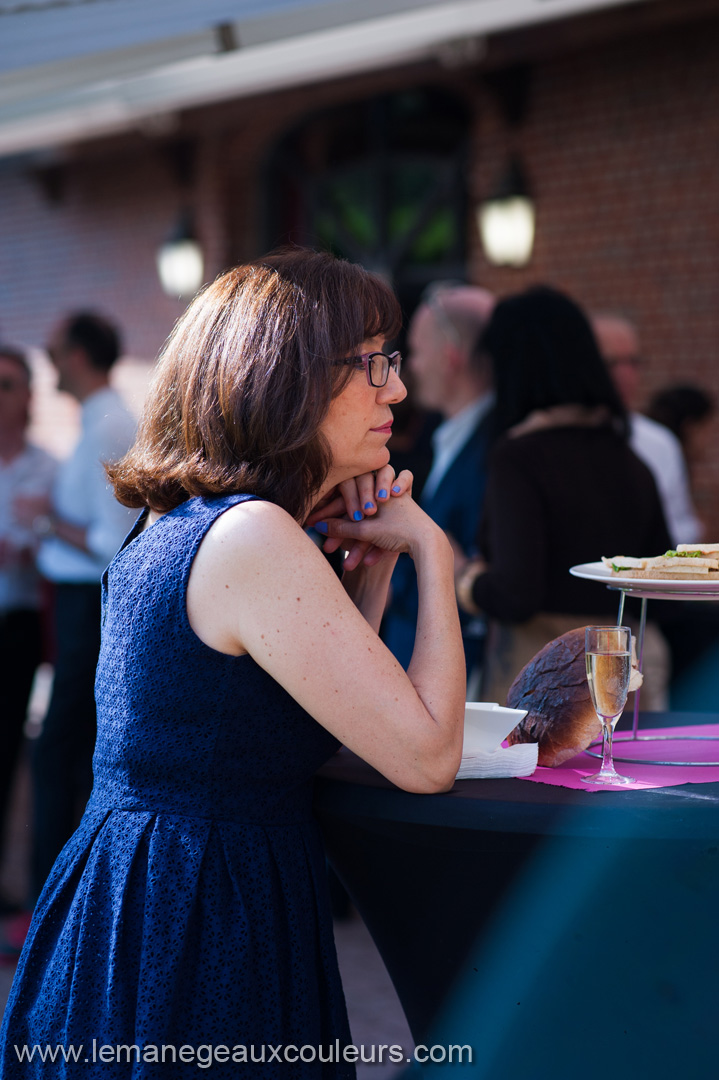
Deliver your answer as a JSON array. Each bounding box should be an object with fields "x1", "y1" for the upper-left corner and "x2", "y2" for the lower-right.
[{"x1": 108, "y1": 248, "x2": 401, "y2": 519}]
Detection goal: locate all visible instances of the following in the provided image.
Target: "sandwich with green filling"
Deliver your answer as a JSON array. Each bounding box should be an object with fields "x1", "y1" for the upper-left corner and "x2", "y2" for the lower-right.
[{"x1": 602, "y1": 546, "x2": 719, "y2": 580}]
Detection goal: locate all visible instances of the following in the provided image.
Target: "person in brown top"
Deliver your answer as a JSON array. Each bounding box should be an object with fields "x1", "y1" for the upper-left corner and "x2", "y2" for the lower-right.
[{"x1": 453, "y1": 286, "x2": 671, "y2": 704}]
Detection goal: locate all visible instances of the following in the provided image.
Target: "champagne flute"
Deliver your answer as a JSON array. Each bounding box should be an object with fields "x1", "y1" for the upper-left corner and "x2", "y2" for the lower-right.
[{"x1": 583, "y1": 626, "x2": 634, "y2": 786}]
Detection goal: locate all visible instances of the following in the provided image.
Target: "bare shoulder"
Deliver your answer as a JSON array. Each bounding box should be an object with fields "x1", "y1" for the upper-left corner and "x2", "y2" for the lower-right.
[
  {"x1": 187, "y1": 498, "x2": 338, "y2": 655},
  {"x1": 211, "y1": 497, "x2": 300, "y2": 537},
  {"x1": 201, "y1": 498, "x2": 325, "y2": 571}
]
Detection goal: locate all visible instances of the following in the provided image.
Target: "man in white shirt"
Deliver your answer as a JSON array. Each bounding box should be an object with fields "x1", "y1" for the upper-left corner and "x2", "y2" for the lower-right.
[
  {"x1": 0, "y1": 346, "x2": 56, "y2": 914},
  {"x1": 592, "y1": 314, "x2": 703, "y2": 546},
  {"x1": 16, "y1": 312, "x2": 136, "y2": 901},
  {"x1": 382, "y1": 284, "x2": 495, "y2": 676}
]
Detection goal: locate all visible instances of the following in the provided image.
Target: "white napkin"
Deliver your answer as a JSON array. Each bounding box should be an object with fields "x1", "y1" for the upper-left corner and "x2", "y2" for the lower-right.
[
  {"x1": 456, "y1": 741, "x2": 538, "y2": 779},
  {"x1": 455, "y1": 700, "x2": 538, "y2": 779}
]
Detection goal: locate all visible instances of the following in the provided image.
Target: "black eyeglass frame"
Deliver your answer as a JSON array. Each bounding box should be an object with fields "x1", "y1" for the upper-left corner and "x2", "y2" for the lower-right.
[{"x1": 334, "y1": 351, "x2": 402, "y2": 388}]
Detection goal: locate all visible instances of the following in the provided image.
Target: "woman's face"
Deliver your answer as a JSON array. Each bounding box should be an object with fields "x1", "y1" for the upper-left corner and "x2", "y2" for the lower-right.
[{"x1": 320, "y1": 335, "x2": 407, "y2": 490}]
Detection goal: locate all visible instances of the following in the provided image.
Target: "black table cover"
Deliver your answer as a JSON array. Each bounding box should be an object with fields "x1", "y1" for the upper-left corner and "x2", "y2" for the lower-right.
[{"x1": 315, "y1": 712, "x2": 719, "y2": 1079}]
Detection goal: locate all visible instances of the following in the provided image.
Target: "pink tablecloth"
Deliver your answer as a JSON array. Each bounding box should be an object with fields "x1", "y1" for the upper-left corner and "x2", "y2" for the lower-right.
[{"x1": 520, "y1": 722, "x2": 719, "y2": 791}]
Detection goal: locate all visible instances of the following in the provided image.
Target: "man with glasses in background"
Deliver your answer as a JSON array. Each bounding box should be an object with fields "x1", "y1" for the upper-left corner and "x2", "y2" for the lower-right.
[
  {"x1": 592, "y1": 313, "x2": 703, "y2": 546},
  {"x1": 593, "y1": 313, "x2": 719, "y2": 711},
  {"x1": 382, "y1": 283, "x2": 496, "y2": 692}
]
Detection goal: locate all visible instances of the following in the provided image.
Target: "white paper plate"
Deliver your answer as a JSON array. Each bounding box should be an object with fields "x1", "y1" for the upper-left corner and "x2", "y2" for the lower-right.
[{"x1": 463, "y1": 701, "x2": 528, "y2": 754}]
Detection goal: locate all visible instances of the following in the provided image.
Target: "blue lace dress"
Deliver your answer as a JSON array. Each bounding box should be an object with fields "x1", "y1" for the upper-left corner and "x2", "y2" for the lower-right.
[{"x1": 0, "y1": 495, "x2": 354, "y2": 1078}]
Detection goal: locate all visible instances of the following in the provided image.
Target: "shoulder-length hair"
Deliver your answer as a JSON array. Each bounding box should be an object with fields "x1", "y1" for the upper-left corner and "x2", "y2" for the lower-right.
[
  {"x1": 479, "y1": 285, "x2": 628, "y2": 438},
  {"x1": 109, "y1": 248, "x2": 401, "y2": 520}
]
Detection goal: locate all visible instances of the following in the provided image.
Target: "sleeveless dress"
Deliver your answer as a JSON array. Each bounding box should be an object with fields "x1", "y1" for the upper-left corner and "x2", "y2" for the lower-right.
[{"x1": 0, "y1": 495, "x2": 355, "y2": 1078}]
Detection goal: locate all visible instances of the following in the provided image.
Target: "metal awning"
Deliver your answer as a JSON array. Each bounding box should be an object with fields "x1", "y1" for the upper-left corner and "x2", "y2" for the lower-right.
[{"x1": 0, "y1": 0, "x2": 654, "y2": 160}]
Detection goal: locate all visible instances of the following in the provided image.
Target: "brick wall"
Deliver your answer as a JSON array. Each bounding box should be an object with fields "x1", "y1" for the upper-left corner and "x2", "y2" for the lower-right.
[
  {"x1": 1, "y1": 10, "x2": 718, "y2": 532},
  {"x1": 0, "y1": 133, "x2": 232, "y2": 453}
]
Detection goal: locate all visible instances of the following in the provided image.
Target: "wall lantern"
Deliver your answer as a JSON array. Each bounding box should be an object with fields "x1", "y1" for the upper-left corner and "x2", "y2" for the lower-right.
[
  {"x1": 477, "y1": 156, "x2": 535, "y2": 268},
  {"x1": 156, "y1": 210, "x2": 204, "y2": 298}
]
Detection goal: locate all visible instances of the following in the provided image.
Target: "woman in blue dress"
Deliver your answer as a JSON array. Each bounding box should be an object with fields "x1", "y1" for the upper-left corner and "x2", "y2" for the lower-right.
[{"x1": 0, "y1": 249, "x2": 465, "y2": 1076}]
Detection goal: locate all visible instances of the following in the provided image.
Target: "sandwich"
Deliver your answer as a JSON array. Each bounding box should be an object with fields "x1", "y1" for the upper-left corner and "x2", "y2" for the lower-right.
[
  {"x1": 601, "y1": 556, "x2": 648, "y2": 573},
  {"x1": 676, "y1": 543, "x2": 719, "y2": 556},
  {"x1": 602, "y1": 547, "x2": 719, "y2": 580}
]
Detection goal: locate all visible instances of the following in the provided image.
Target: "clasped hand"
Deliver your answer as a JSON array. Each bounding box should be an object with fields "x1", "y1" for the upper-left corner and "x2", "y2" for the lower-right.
[{"x1": 304, "y1": 464, "x2": 414, "y2": 572}]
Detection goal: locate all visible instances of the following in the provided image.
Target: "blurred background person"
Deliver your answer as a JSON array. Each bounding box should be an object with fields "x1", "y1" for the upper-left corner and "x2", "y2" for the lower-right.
[
  {"x1": 15, "y1": 313, "x2": 136, "y2": 904},
  {"x1": 0, "y1": 347, "x2": 56, "y2": 918},
  {"x1": 648, "y1": 383, "x2": 715, "y2": 476},
  {"x1": 646, "y1": 383, "x2": 719, "y2": 708},
  {"x1": 381, "y1": 283, "x2": 495, "y2": 688},
  {"x1": 592, "y1": 314, "x2": 703, "y2": 546},
  {"x1": 454, "y1": 286, "x2": 672, "y2": 705}
]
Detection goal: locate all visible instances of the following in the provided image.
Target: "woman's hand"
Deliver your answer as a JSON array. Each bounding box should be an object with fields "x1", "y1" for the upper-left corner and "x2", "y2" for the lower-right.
[
  {"x1": 306, "y1": 466, "x2": 413, "y2": 571},
  {"x1": 306, "y1": 463, "x2": 400, "y2": 526},
  {"x1": 312, "y1": 475, "x2": 445, "y2": 566}
]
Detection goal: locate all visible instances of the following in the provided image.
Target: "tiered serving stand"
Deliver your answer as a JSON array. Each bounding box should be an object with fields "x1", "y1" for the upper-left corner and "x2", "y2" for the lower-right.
[{"x1": 570, "y1": 562, "x2": 719, "y2": 766}]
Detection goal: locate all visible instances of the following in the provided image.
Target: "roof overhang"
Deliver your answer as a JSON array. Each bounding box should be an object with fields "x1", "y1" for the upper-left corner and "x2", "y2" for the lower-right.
[{"x1": 0, "y1": 0, "x2": 655, "y2": 160}]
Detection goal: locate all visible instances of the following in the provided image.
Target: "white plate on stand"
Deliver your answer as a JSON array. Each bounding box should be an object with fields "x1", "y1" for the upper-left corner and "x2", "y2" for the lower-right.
[{"x1": 570, "y1": 561, "x2": 719, "y2": 597}]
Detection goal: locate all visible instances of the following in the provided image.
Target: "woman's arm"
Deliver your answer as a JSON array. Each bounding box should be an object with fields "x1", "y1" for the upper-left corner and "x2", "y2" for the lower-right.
[
  {"x1": 186, "y1": 494, "x2": 465, "y2": 793},
  {"x1": 340, "y1": 556, "x2": 397, "y2": 635}
]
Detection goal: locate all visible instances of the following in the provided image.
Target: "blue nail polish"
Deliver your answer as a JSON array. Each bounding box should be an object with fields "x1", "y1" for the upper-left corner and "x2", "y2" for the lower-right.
[
  {"x1": 315, "y1": 521, "x2": 328, "y2": 534},
  {"x1": 392, "y1": 485, "x2": 401, "y2": 493},
  {"x1": 353, "y1": 511, "x2": 363, "y2": 521},
  {"x1": 378, "y1": 489, "x2": 388, "y2": 499},
  {"x1": 364, "y1": 501, "x2": 374, "y2": 511}
]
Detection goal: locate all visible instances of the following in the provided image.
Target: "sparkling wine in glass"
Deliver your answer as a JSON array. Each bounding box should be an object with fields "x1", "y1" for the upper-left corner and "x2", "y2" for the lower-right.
[{"x1": 583, "y1": 626, "x2": 634, "y2": 786}]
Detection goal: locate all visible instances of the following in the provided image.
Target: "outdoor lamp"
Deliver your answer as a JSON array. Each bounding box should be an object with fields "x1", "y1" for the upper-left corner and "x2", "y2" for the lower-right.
[
  {"x1": 156, "y1": 211, "x2": 204, "y2": 298},
  {"x1": 477, "y1": 156, "x2": 535, "y2": 267}
]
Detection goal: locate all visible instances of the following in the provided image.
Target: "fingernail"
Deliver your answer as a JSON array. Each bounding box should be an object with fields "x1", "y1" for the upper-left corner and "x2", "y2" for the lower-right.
[
  {"x1": 315, "y1": 521, "x2": 328, "y2": 534},
  {"x1": 364, "y1": 501, "x2": 374, "y2": 511},
  {"x1": 392, "y1": 485, "x2": 401, "y2": 493},
  {"x1": 378, "y1": 489, "x2": 388, "y2": 499},
  {"x1": 353, "y1": 511, "x2": 363, "y2": 521}
]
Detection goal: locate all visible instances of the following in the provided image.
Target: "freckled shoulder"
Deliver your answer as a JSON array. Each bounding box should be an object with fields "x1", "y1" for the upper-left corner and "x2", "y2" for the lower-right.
[
  {"x1": 203, "y1": 498, "x2": 326, "y2": 570},
  {"x1": 187, "y1": 498, "x2": 333, "y2": 656},
  {"x1": 210, "y1": 499, "x2": 307, "y2": 544}
]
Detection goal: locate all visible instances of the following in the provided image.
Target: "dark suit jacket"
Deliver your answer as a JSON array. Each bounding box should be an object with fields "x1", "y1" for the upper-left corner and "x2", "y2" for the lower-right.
[{"x1": 381, "y1": 408, "x2": 495, "y2": 670}]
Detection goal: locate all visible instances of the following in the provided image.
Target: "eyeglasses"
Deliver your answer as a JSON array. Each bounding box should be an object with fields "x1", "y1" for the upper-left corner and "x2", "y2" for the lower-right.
[{"x1": 335, "y1": 351, "x2": 402, "y2": 388}]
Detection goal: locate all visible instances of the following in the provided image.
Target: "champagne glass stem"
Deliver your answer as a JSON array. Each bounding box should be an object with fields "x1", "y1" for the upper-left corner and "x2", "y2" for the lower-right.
[{"x1": 600, "y1": 718, "x2": 616, "y2": 777}]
